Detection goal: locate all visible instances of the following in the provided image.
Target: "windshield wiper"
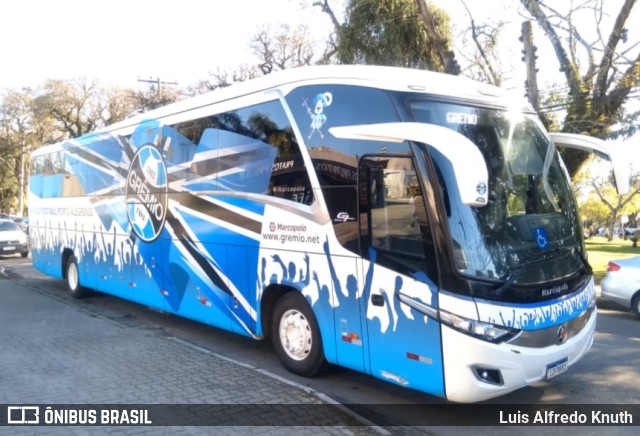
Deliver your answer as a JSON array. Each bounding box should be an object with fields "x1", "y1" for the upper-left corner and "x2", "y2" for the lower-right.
[{"x1": 490, "y1": 246, "x2": 588, "y2": 297}]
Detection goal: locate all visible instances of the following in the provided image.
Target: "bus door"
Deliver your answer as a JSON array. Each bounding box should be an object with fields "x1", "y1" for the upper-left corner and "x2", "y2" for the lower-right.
[{"x1": 358, "y1": 155, "x2": 445, "y2": 396}]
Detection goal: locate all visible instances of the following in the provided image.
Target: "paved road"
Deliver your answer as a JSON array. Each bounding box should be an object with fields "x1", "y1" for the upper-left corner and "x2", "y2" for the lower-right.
[
  {"x1": 1, "y1": 255, "x2": 638, "y2": 435},
  {"x1": 0, "y1": 257, "x2": 373, "y2": 435}
]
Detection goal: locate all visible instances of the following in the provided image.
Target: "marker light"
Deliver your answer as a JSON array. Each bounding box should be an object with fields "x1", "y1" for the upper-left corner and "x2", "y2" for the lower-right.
[{"x1": 606, "y1": 262, "x2": 621, "y2": 272}]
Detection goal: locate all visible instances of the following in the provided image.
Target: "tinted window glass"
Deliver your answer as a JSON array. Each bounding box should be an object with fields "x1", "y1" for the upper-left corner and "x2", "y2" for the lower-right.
[
  {"x1": 30, "y1": 149, "x2": 86, "y2": 198},
  {"x1": 409, "y1": 100, "x2": 583, "y2": 287},
  {"x1": 286, "y1": 85, "x2": 403, "y2": 164},
  {"x1": 172, "y1": 100, "x2": 313, "y2": 205},
  {"x1": 0, "y1": 221, "x2": 20, "y2": 231},
  {"x1": 285, "y1": 85, "x2": 402, "y2": 250},
  {"x1": 359, "y1": 155, "x2": 436, "y2": 278}
]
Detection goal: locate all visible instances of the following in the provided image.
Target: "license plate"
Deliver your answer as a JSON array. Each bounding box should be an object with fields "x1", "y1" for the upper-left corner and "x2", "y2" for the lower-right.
[
  {"x1": 546, "y1": 357, "x2": 568, "y2": 379},
  {"x1": 2, "y1": 246, "x2": 15, "y2": 251}
]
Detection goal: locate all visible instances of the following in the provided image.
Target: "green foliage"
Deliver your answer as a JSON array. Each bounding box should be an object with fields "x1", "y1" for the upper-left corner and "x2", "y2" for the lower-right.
[
  {"x1": 338, "y1": 0, "x2": 454, "y2": 71},
  {"x1": 585, "y1": 239, "x2": 639, "y2": 283},
  {"x1": 522, "y1": 0, "x2": 640, "y2": 176},
  {"x1": 579, "y1": 195, "x2": 612, "y2": 227},
  {"x1": 575, "y1": 156, "x2": 640, "y2": 241},
  {"x1": 0, "y1": 78, "x2": 180, "y2": 214}
]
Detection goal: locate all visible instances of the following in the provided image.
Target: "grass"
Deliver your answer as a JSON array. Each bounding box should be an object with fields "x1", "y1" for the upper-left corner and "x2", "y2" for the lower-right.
[{"x1": 585, "y1": 237, "x2": 639, "y2": 283}]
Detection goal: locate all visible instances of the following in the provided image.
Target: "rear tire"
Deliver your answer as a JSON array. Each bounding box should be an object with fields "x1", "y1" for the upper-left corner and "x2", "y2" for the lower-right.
[
  {"x1": 632, "y1": 293, "x2": 640, "y2": 319},
  {"x1": 271, "y1": 292, "x2": 325, "y2": 377},
  {"x1": 66, "y1": 254, "x2": 90, "y2": 298},
  {"x1": 20, "y1": 250, "x2": 28, "y2": 258}
]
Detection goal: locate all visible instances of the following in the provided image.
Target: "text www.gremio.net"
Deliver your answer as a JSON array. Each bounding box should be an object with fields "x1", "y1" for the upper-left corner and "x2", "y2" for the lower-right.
[{"x1": 262, "y1": 222, "x2": 320, "y2": 245}]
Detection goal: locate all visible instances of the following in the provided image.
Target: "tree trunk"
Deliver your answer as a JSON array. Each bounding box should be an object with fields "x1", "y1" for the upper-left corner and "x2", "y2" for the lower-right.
[{"x1": 607, "y1": 212, "x2": 618, "y2": 242}]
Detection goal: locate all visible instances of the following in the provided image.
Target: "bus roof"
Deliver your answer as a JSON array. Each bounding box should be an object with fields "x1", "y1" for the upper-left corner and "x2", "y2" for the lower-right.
[{"x1": 33, "y1": 65, "x2": 529, "y2": 154}]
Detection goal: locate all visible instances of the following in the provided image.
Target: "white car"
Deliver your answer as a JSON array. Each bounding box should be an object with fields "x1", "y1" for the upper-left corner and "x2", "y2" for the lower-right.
[
  {"x1": 600, "y1": 255, "x2": 640, "y2": 319},
  {"x1": 0, "y1": 219, "x2": 29, "y2": 257}
]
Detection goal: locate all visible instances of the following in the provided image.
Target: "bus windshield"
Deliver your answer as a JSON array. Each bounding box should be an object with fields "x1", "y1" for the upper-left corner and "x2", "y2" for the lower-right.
[{"x1": 408, "y1": 101, "x2": 584, "y2": 284}]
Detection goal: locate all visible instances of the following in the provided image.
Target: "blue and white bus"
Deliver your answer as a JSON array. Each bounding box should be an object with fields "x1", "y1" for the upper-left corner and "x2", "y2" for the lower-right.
[{"x1": 29, "y1": 66, "x2": 623, "y2": 402}]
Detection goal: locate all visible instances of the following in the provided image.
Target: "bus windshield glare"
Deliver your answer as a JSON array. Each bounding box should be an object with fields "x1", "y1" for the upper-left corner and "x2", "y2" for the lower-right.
[{"x1": 409, "y1": 101, "x2": 584, "y2": 284}]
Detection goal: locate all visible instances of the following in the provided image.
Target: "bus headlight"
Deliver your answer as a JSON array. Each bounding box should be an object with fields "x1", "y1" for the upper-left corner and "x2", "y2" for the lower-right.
[{"x1": 440, "y1": 309, "x2": 519, "y2": 343}]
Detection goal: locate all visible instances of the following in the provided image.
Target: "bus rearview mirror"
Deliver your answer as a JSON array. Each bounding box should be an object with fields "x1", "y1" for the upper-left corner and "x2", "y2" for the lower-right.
[{"x1": 329, "y1": 122, "x2": 489, "y2": 207}]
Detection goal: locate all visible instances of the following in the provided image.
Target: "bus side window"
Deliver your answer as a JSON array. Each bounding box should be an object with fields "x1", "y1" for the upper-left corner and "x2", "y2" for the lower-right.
[
  {"x1": 216, "y1": 101, "x2": 314, "y2": 205},
  {"x1": 170, "y1": 100, "x2": 314, "y2": 204}
]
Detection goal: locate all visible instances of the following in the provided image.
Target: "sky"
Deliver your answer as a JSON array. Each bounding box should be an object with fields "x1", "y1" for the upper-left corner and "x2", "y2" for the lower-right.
[
  {"x1": 1, "y1": 0, "x2": 638, "y2": 164},
  {"x1": 0, "y1": 0, "x2": 524, "y2": 92},
  {"x1": 0, "y1": 0, "x2": 622, "y2": 91},
  {"x1": 0, "y1": 0, "x2": 332, "y2": 90}
]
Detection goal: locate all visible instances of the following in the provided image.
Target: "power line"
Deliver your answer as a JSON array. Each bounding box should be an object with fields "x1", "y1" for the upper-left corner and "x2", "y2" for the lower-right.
[
  {"x1": 137, "y1": 77, "x2": 178, "y2": 96},
  {"x1": 537, "y1": 90, "x2": 640, "y2": 113}
]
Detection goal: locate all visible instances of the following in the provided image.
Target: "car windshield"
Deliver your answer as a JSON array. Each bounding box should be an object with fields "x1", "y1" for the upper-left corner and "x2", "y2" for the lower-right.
[
  {"x1": 0, "y1": 221, "x2": 20, "y2": 232},
  {"x1": 409, "y1": 101, "x2": 584, "y2": 284}
]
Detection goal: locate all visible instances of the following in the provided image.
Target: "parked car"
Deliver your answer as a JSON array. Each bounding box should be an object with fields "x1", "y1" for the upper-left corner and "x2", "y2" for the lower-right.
[
  {"x1": 623, "y1": 227, "x2": 638, "y2": 239},
  {"x1": 600, "y1": 255, "x2": 640, "y2": 319},
  {"x1": 0, "y1": 218, "x2": 29, "y2": 257}
]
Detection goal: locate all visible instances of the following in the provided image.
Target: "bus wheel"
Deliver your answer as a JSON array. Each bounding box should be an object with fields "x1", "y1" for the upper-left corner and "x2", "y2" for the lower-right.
[
  {"x1": 632, "y1": 293, "x2": 640, "y2": 319},
  {"x1": 271, "y1": 292, "x2": 325, "y2": 377},
  {"x1": 66, "y1": 254, "x2": 89, "y2": 299}
]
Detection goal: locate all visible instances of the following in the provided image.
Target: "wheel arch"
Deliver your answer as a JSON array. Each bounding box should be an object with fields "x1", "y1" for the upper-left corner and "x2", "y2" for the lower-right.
[{"x1": 260, "y1": 283, "x2": 291, "y2": 339}]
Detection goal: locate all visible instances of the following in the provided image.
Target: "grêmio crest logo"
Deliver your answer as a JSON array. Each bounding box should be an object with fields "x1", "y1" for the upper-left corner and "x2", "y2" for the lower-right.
[{"x1": 126, "y1": 145, "x2": 168, "y2": 242}]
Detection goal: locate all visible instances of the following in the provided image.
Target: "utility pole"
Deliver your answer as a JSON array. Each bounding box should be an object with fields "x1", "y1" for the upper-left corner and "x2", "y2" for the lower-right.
[
  {"x1": 521, "y1": 21, "x2": 540, "y2": 111},
  {"x1": 137, "y1": 77, "x2": 178, "y2": 97},
  {"x1": 18, "y1": 143, "x2": 24, "y2": 217}
]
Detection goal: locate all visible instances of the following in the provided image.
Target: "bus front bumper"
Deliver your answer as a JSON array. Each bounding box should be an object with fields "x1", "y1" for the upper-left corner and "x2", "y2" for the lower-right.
[{"x1": 441, "y1": 307, "x2": 596, "y2": 403}]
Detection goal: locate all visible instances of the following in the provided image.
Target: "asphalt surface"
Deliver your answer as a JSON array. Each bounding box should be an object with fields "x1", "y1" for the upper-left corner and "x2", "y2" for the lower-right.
[
  {"x1": 0, "y1": 265, "x2": 383, "y2": 435},
  {"x1": 1, "y1": 258, "x2": 636, "y2": 435}
]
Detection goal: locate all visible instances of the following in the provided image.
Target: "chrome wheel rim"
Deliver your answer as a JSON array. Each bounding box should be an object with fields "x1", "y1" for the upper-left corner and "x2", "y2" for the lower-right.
[
  {"x1": 279, "y1": 309, "x2": 312, "y2": 361},
  {"x1": 68, "y1": 261, "x2": 79, "y2": 291}
]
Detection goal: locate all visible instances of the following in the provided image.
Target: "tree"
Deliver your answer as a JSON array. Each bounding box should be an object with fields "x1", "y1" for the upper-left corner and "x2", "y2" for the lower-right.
[
  {"x1": 31, "y1": 78, "x2": 105, "y2": 139},
  {"x1": 0, "y1": 88, "x2": 58, "y2": 215},
  {"x1": 191, "y1": 24, "x2": 323, "y2": 94},
  {"x1": 520, "y1": 0, "x2": 640, "y2": 176},
  {"x1": 575, "y1": 157, "x2": 640, "y2": 240},
  {"x1": 578, "y1": 195, "x2": 611, "y2": 229},
  {"x1": 28, "y1": 78, "x2": 168, "y2": 140},
  {"x1": 456, "y1": 0, "x2": 506, "y2": 86},
  {"x1": 592, "y1": 181, "x2": 640, "y2": 241},
  {"x1": 250, "y1": 24, "x2": 318, "y2": 74},
  {"x1": 333, "y1": 0, "x2": 459, "y2": 72},
  {"x1": 0, "y1": 79, "x2": 169, "y2": 214}
]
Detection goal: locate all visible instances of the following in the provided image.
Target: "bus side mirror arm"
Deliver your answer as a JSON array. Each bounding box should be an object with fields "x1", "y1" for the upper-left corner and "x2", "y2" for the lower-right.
[
  {"x1": 329, "y1": 122, "x2": 489, "y2": 207},
  {"x1": 549, "y1": 133, "x2": 631, "y2": 195}
]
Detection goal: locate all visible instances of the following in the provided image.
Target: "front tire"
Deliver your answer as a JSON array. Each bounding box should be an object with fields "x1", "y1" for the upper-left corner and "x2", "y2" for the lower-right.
[
  {"x1": 66, "y1": 254, "x2": 90, "y2": 298},
  {"x1": 271, "y1": 292, "x2": 325, "y2": 377}
]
